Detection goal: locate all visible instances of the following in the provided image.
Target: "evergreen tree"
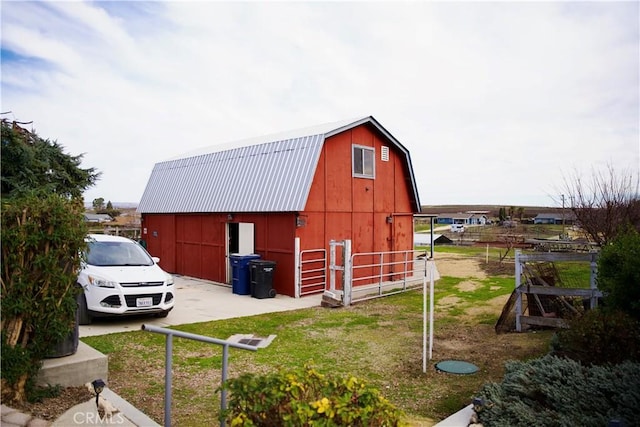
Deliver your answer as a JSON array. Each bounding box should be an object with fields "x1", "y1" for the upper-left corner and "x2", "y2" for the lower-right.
[
  {"x1": 1, "y1": 118, "x2": 99, "y2": 403},
  {"x1": 1, "y1": 119, "x2": 100, "y2": 198}
]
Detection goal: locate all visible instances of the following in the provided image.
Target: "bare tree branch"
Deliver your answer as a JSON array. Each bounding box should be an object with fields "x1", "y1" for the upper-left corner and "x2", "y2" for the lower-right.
[{"x1": 557, "y1": 165, "x2": 640, "y2": 246}]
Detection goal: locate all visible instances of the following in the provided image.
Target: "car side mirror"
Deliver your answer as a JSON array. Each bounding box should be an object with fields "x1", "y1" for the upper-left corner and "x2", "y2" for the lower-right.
[{"x1": 152, "y1": 256, "x2": 160, "y2": 264}]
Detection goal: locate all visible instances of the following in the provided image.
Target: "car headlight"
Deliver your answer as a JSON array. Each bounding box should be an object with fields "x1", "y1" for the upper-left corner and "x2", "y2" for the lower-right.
[
  {"x1": 88, "y1": 275, "x2": 118, "y2": 288},
  {"x1": 166, "y1": 276, "x2": 174, "y2": 286}
]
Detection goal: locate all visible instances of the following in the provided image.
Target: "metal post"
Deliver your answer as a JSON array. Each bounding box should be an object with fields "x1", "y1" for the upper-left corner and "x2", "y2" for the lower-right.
[
  {"x1": 220, "y1": 344, "x2": 229, "y2": 427},
  {"x1": 422, "y1": 258, "x2": 427, "y2": 373},
  {"x1": 164, "y1": 334, "x2": 173, "y2": 427},
  {"x1": 343, "y1": 240, "x2": 352, "y2": 306},
  {"x1": 141, "y1": 324, "x2": 257, "y2": 427},
  {"x1": 329, "y1": 240, "x2": 337, "y2": 293},
  {"x1": 294, "y1": 237, "x2": 301, "y2": 298},
  {"x1": 378, "y1": 252, "x2": 384, "y2": 294},
  {"x1": 429, "y1": 260, "x2": 434, "y2": 360},
  {"x1": 429, "y1": 216, "x2": 435, "y2": 259}
]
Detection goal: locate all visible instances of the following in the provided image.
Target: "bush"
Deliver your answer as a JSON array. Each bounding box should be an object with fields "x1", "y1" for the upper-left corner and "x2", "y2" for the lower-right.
[
  {"x1": 475, "y1": 355, "x2": 640, "y2": 427},
  {"x1": 550, "y1": 309, "x2": 640, "y2": 365},
  {"x1": 1, "y1": 194, "x2": 87, "y2": 403},
  {"x1": 220, "y1": 365, "x2": 405, "y2": 426},
  {"x1": 597, "y1": 228, "x2": 640, "y2": 318}
]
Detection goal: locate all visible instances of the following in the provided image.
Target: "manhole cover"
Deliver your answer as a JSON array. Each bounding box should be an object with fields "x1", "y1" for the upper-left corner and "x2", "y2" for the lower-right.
[{"x1": 435, "y1": 360, "x2": 479, "y2": 375}]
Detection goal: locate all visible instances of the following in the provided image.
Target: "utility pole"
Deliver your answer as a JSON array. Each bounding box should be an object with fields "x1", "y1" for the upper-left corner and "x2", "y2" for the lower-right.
[{"x1": 561, "y1": 194, "x2": 566, "y2": 239}]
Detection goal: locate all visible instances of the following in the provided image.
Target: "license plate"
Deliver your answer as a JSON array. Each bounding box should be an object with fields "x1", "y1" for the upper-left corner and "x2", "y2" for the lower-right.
[{"x1": 136, "y1": 297, "x2": 153, "y2": 307}]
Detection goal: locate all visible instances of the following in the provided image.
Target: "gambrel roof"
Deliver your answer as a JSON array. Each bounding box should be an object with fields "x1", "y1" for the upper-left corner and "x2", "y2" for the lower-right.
[{"x1": 137, "y1": 116, "x2": 420, "y2": 214}]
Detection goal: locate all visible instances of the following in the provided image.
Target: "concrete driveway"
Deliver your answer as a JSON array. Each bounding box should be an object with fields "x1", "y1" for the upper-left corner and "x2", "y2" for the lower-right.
[{"x1": 80, "y1": 275, "x2": 323, "y2": 337}]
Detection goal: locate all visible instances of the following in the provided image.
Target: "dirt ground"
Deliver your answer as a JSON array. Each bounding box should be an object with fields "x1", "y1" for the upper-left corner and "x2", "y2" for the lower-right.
[
  {"x1": 435, "y1": 254, "x2": 488, "y2": 279},
  {"x1": 9, "y1": 254, "x2": 544, "y2": 423}
]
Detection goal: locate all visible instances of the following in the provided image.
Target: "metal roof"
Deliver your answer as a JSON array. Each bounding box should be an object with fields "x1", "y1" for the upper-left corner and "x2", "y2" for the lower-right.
[{"x1": 138, "y1": 116, "x2": 421, "y2": 214}]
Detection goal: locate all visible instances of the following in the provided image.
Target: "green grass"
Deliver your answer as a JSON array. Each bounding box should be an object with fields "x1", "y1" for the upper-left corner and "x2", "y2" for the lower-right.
[
  {"x1": 554, "y1": 261, "x2": 593, "y2": 288},
  {"x1": 81, "y1": 254, "x2": 554, "y2": 426},
  {"x1": 415, "y1": 223, "x2": 432, "y2": 233}
]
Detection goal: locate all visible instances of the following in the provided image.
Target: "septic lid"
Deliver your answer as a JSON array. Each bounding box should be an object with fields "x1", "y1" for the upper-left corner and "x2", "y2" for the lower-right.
[{"x1": 435, "y1": 360, "x2": 479, "y2": 375}]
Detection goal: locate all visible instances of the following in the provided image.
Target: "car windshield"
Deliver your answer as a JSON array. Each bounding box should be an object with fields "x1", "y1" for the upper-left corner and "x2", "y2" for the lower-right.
[{"x1": 86, "y1": 241, "x2": 154, "y2": 267}]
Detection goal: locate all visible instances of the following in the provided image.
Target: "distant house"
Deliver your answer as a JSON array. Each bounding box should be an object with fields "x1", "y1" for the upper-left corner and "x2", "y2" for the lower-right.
[
  {"x1": 414, "y1": 233, "x2": 452, "y2": 246},
  {"x1": 84, "y1": 213, "x2": 113, "y2": 223},
  {"x1": 436, "y1": 212, "x2": 487, "y2": 226},
  {"x1": 137, "y1": 116, "x2": 421, "y2": 297},
  {"x1": 533, "y1": 212, "x2": 576, "y2": 225}
]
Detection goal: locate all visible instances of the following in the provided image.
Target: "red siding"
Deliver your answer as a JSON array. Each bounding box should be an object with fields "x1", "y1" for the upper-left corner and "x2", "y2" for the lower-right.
[
  {"x1": 142, "y1": 214, "x2": 176, "y2": 272},
  {"x1": 142, "y1": 212, "x2": 298, "y2": 296},
  {"x1": 324, "y1": 132, "x2": 352, "y2": 212},
  {"x1": 299, "y1": 123, "x2": 416, "y2": 256}
]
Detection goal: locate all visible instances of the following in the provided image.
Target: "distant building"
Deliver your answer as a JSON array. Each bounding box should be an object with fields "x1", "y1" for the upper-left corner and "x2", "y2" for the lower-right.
[
  {"x1": 436, "y1": 212, "x2": 487, "y2": 226},
  {"x1": 84, "y1": 213, "x2": 113, "y2": 223},
  {"x1": 533, "y1": 212, "x2": 576, "y2": 225},
  {"x1": 414, "y1": 233, "x2": 452, "y2": 246}
]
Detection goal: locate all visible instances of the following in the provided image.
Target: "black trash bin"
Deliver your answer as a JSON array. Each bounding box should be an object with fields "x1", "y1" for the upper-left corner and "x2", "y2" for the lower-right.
[{"x1": 249, "y1": 260, "x2": 277, "y2": 299}]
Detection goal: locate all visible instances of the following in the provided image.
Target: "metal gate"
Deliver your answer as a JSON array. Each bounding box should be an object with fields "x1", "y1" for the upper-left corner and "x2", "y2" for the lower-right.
[
  {"x1": 295, "y1": 238, "x2": 436, "y2": 305},
  {"x1": 294, "y1": 238, "x2": 327, "y2": 298},
  {"x1": 324, "y1": 239, "x2": 434, "y2": 306},
  {"x1": 348, "y1": 248, "x2": 431, "y2": 305}
]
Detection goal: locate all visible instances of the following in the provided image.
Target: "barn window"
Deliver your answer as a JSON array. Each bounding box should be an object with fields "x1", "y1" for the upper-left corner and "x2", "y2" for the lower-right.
[{"x1": 352, "y1": 145, "x2": 375, "y2": 178}]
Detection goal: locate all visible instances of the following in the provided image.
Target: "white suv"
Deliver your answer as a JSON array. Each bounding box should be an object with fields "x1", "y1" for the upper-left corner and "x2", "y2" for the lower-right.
[
  {"x1": 450, "y1": 224, "x2": 465, "y2": 233},
  {"x1": 77, "y1": 234, "x2": 175, "y2": 324}
]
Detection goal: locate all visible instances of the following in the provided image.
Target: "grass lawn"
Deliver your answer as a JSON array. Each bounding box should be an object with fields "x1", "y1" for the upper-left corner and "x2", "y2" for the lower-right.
[{"x1": 82, "y1": 249, "x2": 555, "y2": 426}]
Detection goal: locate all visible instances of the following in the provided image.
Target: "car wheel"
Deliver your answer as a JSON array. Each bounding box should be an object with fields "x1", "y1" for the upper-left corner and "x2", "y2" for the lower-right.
[
  {"x1": 155, "y1": 310, "x2": 170, "y2": 318},
  {"x1": 78, "y1": 291, "x2": 93, "y2": 325}
]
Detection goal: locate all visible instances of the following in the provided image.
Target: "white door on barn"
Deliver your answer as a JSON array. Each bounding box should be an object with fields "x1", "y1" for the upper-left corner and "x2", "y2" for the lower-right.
[
  {"x1": 226, "y1": 222, "x2": 256, "y2": 283},
  {"x1": 237, "y1": 223, "x2": 255, "y2": 255}
]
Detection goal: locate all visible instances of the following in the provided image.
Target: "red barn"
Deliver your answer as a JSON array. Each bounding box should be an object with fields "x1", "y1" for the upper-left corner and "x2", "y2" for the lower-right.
[{"x1": 137, "y1": 116, "x2": 421, "y2": 297}]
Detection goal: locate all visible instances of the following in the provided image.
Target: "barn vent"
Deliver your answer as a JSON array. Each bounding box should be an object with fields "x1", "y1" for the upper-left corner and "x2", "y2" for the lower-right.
[{"x1": 381, "y1": 146, "x2": 389, "y2": 162}]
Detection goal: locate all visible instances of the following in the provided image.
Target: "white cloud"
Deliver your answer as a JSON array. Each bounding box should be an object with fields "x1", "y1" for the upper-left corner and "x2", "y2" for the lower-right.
[{"x1": 1, "y1": 1, "x2": 637, "y2": 208}]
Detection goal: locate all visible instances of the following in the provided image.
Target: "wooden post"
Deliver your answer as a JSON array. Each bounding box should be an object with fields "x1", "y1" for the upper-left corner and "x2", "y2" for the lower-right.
[
  {"x1": 590, "y1": 252, "x2": 598, "y2": 309},
  {"x1": 515, "y1": 250, "x2": 523, "y2": 332}
]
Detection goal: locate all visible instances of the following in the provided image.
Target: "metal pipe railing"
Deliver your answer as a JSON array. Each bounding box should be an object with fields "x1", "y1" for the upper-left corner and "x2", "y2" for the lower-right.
[{"x1": 141, "y1": 324, "x2": 258, "y2": 427}]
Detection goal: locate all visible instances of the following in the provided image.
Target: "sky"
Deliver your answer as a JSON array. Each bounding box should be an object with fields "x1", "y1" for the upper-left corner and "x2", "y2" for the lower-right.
[{"x1": 1, "y1": 1, "x2": 638, "y2": 208}]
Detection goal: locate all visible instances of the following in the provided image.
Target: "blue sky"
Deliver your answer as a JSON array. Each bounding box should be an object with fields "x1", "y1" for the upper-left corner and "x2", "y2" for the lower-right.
[{"x1": 2, "y1": 1, "x2": 638, "y2": 207}]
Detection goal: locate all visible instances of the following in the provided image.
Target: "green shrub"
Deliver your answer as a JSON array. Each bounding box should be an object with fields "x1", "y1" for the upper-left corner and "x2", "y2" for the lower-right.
[
  {"x1": 1, "y1": 194, "x2": 87, "y2": 403},
  {"x1": 550, "y1": 309, "x2": 640, "y2": 365},
  {"x1": 475, "y1": 355, "x2": 640, "y2": 427},
  {"x1": 220, "y1": 365, "x2": 404, "y2": 426},
  {"x1": 597, "y1": 228, "x2": 640, "y2": 318}
]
